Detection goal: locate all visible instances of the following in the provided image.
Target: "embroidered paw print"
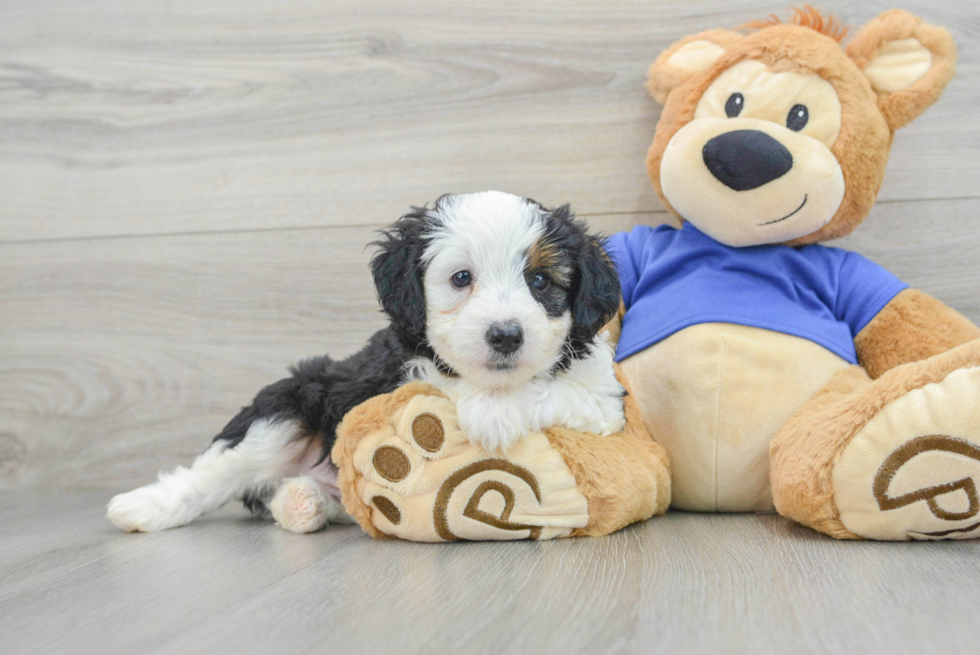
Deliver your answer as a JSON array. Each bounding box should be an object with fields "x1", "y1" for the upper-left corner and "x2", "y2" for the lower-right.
[
  {"x1": 350, "y1": 392, "x2": 589, "y2": 542},
  {"x1": 833, "y1": 363, "x2": 980, "y2": 540},
  {"x1": 872, "y1": 435, "x2": 980, "y2": 539}
]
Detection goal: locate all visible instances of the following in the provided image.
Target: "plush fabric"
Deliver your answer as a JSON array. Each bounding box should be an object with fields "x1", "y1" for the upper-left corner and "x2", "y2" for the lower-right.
[
  {"x1": 332, "y1": 368, "x2": 670, "y2": 541},
  {"x1": 845, "y1": 9, "x2": 957, "y2": 131},
  {"x1": 832, "y1": 365, "x2": 980, "y2": 540},
  {"x1": 646, "y1": 29, "x2": 746, "y2": 105},
  {"x1": 770, "y1": 341, "x2": 980, "y2": 540},
  {"x1": 645, "y1": 17, "x2": 933, "y2": 246},
  {"x1": 621, "y1": 323, "x2": 849, "y2": 511},
  {"x1": 622, "y1": 7, "x2": 980, "y2": 541},
  {"x1": 543, "y1": 373, "x2": 671, "y2": 536},
  {"x1": 855, "y1": 289, "x2": 980, "y2": 378}
]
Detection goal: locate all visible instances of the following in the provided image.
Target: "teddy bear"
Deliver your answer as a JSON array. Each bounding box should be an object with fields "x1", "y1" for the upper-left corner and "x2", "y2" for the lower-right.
[
  {"x1": 328, "y1": 6, "x2": 980, "y2": 542},
  {"x1": 604, "y1": 6, "x2": 980, "y2": 541}
]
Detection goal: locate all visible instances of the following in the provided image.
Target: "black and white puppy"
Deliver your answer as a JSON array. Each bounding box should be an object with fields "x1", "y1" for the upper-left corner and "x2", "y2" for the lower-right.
[{"x1": 107, "y1": 191, "x2": 624, "y2": 533}]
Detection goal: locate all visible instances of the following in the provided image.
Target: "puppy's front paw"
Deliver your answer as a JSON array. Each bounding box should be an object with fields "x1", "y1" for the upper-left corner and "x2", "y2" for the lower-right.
[
  {"x1": 465, "y1": 418, "x2": 522, "y2": 453},
  {"x1": 457, "y1": 400, "x2": 538, "y2": 453}
]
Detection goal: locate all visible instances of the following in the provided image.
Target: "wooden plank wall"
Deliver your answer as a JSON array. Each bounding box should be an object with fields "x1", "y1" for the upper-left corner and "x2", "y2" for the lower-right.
[{"x1": 1, "y1": 0, "x2": 978, "y2": 491}]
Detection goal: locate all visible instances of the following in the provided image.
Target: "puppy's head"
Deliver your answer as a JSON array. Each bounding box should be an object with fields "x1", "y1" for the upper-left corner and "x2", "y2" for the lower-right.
[{"x1": 371, "y1": 191, "x2": 620, "y2": 389}]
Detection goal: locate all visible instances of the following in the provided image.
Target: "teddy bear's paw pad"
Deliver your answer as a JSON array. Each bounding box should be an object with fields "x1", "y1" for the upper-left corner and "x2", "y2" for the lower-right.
[
  {"x1": 351, "y1": 394, "x2": 589, "y2": 542},
  {"x1": 410, "y1": 412, "x2": 446, "y2": 453},
  {"x1": 833, "y1": 366, "x2": 980, "y2": 540}
]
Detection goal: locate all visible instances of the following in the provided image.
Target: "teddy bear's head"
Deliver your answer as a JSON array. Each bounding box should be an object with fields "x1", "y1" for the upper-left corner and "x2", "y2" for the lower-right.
[{"x1": 646, "y1": 6, "x2": 955, "y2": 247}]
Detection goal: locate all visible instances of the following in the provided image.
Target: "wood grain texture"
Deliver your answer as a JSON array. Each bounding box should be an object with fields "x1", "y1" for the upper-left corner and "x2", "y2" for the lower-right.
[
  {"x1": 1, "y1": 0, "x2": 978, "y2": 242},
  {"x1": 1, "y1": 492, "x2": 979, "y2": 655},
  {"x1": 2, "y1": 2, "x2": 980, "y2": 651},
  {"x1": 0, "y1": 199, "x2": 977, "y2": 492},
  {"x1": 1, "y1": 200, "x2": 978, "y2": 492}
]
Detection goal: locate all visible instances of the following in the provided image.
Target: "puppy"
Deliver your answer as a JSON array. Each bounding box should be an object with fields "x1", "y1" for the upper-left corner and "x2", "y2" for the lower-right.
[{"x1": 107, "y1": 191, "x2": 624, "y2": 533}]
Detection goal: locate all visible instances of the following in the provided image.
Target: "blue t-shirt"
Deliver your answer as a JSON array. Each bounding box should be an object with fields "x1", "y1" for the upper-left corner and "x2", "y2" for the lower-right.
[{"x1": 605, "y1": 223, "x2": 908, "y2": 364}]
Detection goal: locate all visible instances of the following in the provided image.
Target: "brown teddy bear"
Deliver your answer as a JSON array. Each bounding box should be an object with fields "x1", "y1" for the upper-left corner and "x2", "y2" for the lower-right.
[
  {"x1": 605, "y1": 6, "x2": 980, "y2": 540},
  {"x1": 332, "y1": 6, "x2": 980, "y2": 542}
]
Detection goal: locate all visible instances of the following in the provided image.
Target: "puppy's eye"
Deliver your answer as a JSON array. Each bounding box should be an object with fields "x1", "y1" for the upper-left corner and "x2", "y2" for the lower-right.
[
  {"x1": 725, "y1": 93, "x2": 744, "y2": 118},
  {"x1": 451, "y1": 270, "x2": 472, "y2": 288},
  {"x1": 530, "y1": 273, "x2": 550, "y2": 291},
  {"x1": 787, "y1": 104, "x2": 808, "y2": 131}
]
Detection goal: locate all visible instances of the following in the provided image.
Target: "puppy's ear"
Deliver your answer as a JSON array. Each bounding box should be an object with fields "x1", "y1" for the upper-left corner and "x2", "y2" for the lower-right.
[
  {"x1": 572, "y1": 234, "x2": 621, "y2": 342},
  {"x1": 846, "y1": 9, "x2": 956, "y2": 131},
  {"x1": 547, "y1": 206, "x2": 621, "y2": 343},
  {"x1": 647, "y1": 29, "x2": 743, "y2": 104},
  {"x1": 370, "y1": 207, "x2": 431, "y2": 347}
]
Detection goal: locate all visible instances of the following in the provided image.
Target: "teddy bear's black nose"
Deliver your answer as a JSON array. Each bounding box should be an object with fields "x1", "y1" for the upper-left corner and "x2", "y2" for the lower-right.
[{"x1": 702, "y1": 130, "x2": 793, "y2": 191}]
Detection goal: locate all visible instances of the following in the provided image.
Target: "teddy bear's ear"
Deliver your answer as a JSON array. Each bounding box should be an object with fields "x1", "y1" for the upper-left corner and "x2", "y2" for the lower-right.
[
  {"x1": 646, "y1": 29, "x2": 743, "y2": 104},
  {"x1": 846, "y1": 9, "x2": 956, "y2": 131}
]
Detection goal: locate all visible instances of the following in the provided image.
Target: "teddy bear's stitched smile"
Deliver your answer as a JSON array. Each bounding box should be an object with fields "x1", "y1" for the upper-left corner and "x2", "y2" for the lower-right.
[{"x1": 758, "y1": 194, "x2": 808, "y2": 226}]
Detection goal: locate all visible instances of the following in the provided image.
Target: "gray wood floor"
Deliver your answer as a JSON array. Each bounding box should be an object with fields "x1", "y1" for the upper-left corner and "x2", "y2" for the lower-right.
[
  {"x1": 2, "y1": 1, "x2": 980, "y2": 653},
  {"x1": 3, "y1": 493, "x2": 980, "y2": 655}
]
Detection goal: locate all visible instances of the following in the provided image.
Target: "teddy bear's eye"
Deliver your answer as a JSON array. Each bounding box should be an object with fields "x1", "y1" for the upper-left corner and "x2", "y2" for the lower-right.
[
  {"x1": 725, "y1": 93, "x2": 744, "y2": 118},
  {"x1": 787, "y1": 104, "x2": 809, "y2": 131}
]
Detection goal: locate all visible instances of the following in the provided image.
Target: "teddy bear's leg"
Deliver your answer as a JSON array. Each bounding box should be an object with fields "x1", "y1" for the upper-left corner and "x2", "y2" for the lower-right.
[
  {"x1": 269, "y1": 476, "x2": 352, "y2": 534},
  {"x1": 771, "y1": 340, "x2": 980, "y2": 540},
  {"x1": 334, "y1": 392, "x2": 590, "y2": 541},
  {"x1": 331, "y1": 378, "x2": 668, "y2": 542}
]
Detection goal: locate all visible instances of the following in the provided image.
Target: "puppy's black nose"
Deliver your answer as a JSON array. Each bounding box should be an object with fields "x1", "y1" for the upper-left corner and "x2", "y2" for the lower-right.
[
  {"x1": 486, "y1": 321, "x2": 524, "y2": 355},
  {"x1": 702, "y1": 129, "x2": 793, "y2": 191}
]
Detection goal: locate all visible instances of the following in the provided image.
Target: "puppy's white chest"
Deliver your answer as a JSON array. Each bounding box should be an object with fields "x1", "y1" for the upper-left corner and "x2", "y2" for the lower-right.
[{"x1": 405, "y1": 336, "x2": 626, "y2": 452}]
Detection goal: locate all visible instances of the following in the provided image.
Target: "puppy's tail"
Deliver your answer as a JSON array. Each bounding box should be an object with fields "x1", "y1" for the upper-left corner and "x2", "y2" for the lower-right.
[{"x1": 106, "y1": 419, "x2": 302, "y2": 532}]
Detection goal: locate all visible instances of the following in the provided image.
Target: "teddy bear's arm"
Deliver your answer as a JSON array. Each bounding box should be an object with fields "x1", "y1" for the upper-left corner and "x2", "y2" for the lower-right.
[{"x1": 854, "y1": 289, "x2": 980, "y2": 379}]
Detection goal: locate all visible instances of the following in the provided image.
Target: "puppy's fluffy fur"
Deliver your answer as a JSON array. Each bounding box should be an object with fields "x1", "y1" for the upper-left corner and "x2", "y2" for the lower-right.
[{"x1": 107, "y1": 191, "x2": 624, "y2": 533}]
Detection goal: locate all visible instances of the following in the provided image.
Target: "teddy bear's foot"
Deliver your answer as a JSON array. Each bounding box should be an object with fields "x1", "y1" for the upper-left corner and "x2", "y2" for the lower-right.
[
  {"x1": 269, "y1": 476, "x2": 351, "y2": 534},
  {"x1": 772, "y1": 341, "x2": 980, "y2": 541},
  {"x1": 333, "y1": 387, "x2": 595, "y2": 542},
  {"x1": 833, "y1": 356, "x2": 980, "y2": 541}
]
